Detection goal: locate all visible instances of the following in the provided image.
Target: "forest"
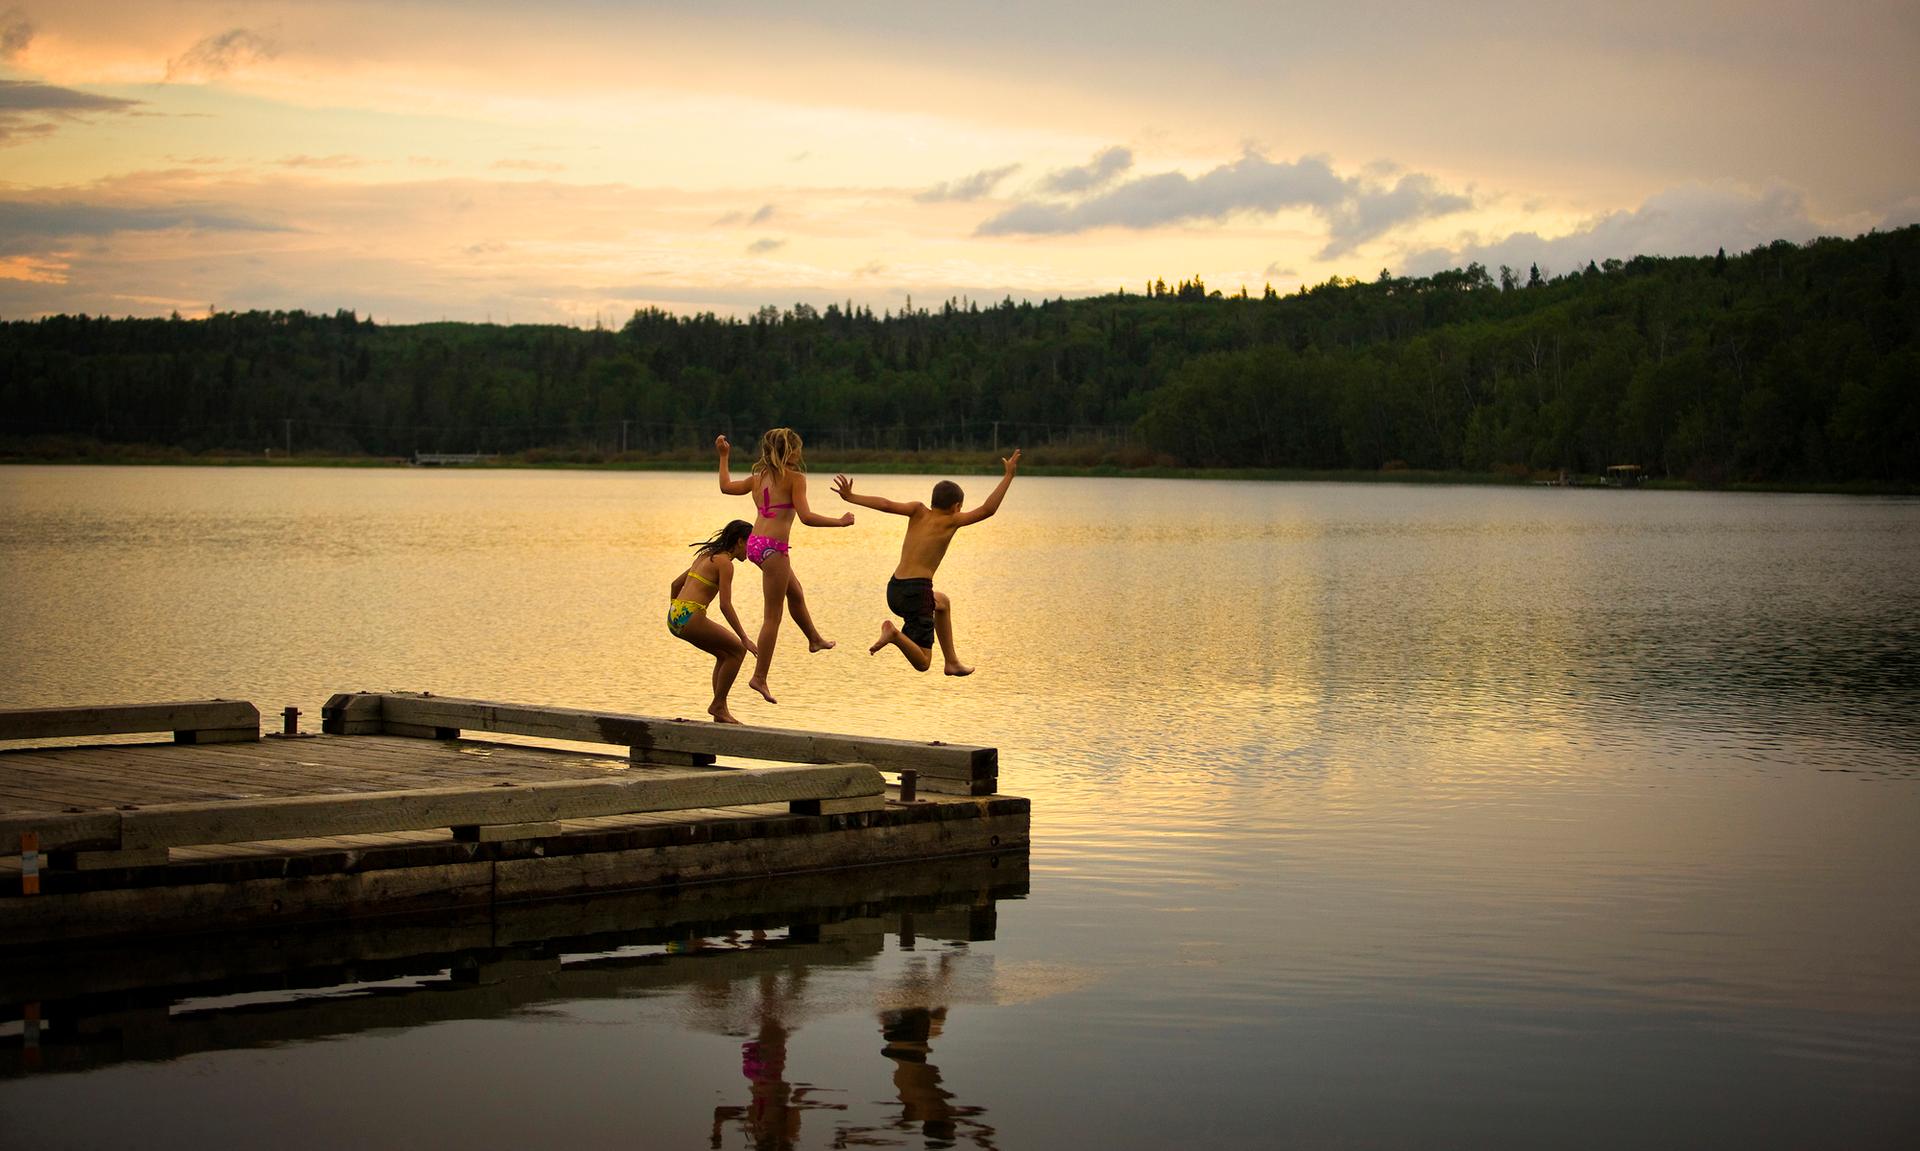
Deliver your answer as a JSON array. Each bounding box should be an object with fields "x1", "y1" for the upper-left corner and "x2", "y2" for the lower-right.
[{"x1": 2, "y1": 225, "x2": 1915, "y2": 484}]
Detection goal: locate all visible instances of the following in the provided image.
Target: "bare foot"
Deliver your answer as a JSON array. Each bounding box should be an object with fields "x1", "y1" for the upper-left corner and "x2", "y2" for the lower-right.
[
  {"x1": 809, "y1": 636, "x2": 837, "y2": 652},
  {"x1": 944, "y1": 663, "x2": 975, "y2": 677},
  {"x1": 748, "y1": 677, "x2": 777, "y2": 704},
  {"x1": 869, "y1": 621, "x2": 898, "y2": 654},
  {"x1": 709, "y1": 704, "x2": 742, "y2": 724}
]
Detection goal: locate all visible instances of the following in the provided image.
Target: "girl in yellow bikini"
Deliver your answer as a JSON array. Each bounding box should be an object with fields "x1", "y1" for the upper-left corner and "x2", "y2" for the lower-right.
[
  {"x1": 668, "y1": 519, "x2": 759, "y2": 723},
  {"x1": 715, "y1": 429, "x2": 854, "y2": 704}
]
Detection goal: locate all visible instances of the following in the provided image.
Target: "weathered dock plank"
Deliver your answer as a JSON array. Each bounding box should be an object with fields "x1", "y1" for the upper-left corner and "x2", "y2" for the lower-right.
[
  {"x1": 0, "y1": 700, "x2": 259, "y2": 743},
  {"x1": 0, "y1": 809, "x2": 122, "y2": 854},
  {"x1": 102, "y1": 763, "x2": 881, "y2": 849},
  {"x1": 0, "y1": 752, "x2": 886, "y2": 855},
  {"x1": 3, "y1": 751, "x2": 267, "y2": 801},
  {"x1": 333, "y1": 692, "x2": 999, "y2": 795}
]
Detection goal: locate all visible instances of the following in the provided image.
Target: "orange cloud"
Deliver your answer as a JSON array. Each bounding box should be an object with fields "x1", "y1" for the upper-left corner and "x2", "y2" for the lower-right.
[
  {"x1": 164, "y1": 28, "x2": 278, "y2": 81},
  {"x1": 0, "y1": 253, "x2": 68, "y2": 283}
]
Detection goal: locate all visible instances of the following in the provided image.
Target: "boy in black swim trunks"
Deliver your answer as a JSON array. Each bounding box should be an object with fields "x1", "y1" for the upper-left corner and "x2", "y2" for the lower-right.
[{"x1": 831, "y1": 449, "x2": 1021, "y2": 675}]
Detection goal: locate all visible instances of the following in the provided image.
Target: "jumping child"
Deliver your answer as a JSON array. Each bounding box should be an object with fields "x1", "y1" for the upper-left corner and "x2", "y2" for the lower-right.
[
  {"x1": 831, "y1": 448, "x2": 1021, "y2": 675},
  {"x1": 716, "y1": 429, "x2": 854, "y2": 704},
  {"x1": 668, "y1": 519, "x2": 759, "y2": 724}
]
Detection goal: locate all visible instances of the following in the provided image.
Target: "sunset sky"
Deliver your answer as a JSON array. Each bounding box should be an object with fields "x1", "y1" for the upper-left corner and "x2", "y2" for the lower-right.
[{"x1": 2, "y1": 0, "x2": 1915, "y2": 325}]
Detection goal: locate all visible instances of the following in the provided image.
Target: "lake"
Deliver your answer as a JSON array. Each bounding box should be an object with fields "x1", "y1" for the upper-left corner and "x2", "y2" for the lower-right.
[{"x1": 1, "y1": 465, "x2": 1916, "y2": 1148}]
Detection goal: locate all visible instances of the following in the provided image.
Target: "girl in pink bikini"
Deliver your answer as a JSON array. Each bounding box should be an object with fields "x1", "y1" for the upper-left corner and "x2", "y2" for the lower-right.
[{"x1": 715, "y1": 429, "x2": 853, "y2": 703}]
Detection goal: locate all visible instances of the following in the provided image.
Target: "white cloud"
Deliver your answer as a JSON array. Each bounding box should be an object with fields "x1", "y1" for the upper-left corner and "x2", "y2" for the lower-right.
[
  {"x1": 0, "y1": 79, "x2": 141, "y2": 145},
  {"x1": 0, "y1": 197, "x2": 283, "y2": 256},
  {"x1": 1402, "y1": 180, "x2": 1833, "y2": 276},
  {"x1": 165, "y1": 28, "x2": 280, "y2": 81},
  {"x1": 1325, "y1": 173, "x2": 1471, "y2": 259},
  {"x1": 1883, "y1": 196, "x2": 1920, "y2": 230},
  {"x1": 1, "y1": 7, "x2": 32, "y2": 59},
  {"x1": 978, "y1": 150, "x2": 1469, "y2": 257},
  {"x1": 1039, "y1": 146, "x2": 1132, "y2": 195},
  {"x1": 916, "y1": 164, "x2": 1020, "y2": 203},
  {"x1": 276, "y1": 154, "x2": 365, "y2": 169}
]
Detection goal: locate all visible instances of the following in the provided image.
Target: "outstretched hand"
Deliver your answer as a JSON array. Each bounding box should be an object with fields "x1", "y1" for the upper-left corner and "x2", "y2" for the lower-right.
[
  {"x1": 1003, "y1": 447, "x2": 1023, "y2": 475},
  {"x1": 832, "y1": 473, "x2": 854, "y2": 501}
]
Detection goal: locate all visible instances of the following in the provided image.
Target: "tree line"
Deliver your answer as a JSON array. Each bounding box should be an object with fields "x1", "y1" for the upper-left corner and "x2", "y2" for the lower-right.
[{"x1": 2, "y1": 225, "x2": 1914, "y2": 483}]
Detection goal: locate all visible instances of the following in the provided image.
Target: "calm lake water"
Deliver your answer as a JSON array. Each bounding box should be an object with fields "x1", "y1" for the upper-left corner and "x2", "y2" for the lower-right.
[{"x1": 1, "y1": 465, "x2": 1917, "y2": 1148}]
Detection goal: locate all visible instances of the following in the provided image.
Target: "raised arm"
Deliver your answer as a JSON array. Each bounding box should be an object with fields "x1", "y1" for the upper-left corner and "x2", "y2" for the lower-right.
[
  {"x1": 790, "y1": 472, "x2": 854, "y2": 527},
  {"x1": 955, "y1": 448, "x2": 1021, "y2": 526},
  {"x1": 831, "y1": 474, "x2": 916, "y2": 516},
  {"x1": 715, "y1": 435, "x2": 753, "y2": 496}
]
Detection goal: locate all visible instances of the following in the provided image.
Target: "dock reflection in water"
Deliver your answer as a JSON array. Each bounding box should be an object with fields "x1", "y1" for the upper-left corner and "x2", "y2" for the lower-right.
[{"x1": 2, "y1": 853, "x2": 1027, "y2": 1149}]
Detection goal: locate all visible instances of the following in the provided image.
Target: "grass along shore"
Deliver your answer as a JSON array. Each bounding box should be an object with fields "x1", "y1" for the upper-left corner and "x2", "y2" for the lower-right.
[{"x1": 1, "y1": 439, "x2": 1912, "y2": 495}]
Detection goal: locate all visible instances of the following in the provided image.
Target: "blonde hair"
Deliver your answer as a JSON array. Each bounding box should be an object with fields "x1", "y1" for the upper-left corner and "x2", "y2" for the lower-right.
[{"x1": 752, "y1": 427, "x2": 805, "y2": 479}]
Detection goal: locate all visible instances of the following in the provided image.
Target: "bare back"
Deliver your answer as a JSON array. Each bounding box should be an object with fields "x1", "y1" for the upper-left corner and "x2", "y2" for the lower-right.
[
  {"x1": 894, "y1": 505, "x2": 964, "y2": 579},
  {"x1": 670, "y1": 552, "x2": 725, "y2": 606},
  {"x1": 749, "y1": 469, "x2": 798, "y2": 538}
]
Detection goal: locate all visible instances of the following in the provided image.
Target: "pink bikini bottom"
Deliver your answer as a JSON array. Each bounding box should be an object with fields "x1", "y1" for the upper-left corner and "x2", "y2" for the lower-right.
[{"x1": 746, "y1": 534, "x2": 789, "y2": 566}]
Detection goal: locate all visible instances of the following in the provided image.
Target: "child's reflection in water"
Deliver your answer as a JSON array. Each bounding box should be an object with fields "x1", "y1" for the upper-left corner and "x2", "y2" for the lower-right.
[
  {"x1": 710, "y1": 965, "x2": 840, "y2": 1151},
  {"x1": 847, "y1": 952, "x2": 998, "y2": 1150},
  {"x1": 704, "y1": 936, "x2": 997, "y2": 1150}
]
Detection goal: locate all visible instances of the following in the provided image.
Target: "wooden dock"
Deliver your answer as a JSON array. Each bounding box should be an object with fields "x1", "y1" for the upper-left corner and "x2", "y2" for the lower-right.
[{"x1": 0, "y1": 693, "x2": 1028, "y2": 945}]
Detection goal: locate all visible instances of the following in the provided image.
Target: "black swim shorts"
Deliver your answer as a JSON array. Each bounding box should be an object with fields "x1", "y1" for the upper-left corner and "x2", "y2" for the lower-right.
[{"x1": 886, "y1": 576, "x2": 936, "y2": 648}]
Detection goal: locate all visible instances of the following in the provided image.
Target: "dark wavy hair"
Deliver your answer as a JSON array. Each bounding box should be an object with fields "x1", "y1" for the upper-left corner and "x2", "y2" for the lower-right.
[{"x1": 690, "y1": 519, "x2": 754, "y2": 557}]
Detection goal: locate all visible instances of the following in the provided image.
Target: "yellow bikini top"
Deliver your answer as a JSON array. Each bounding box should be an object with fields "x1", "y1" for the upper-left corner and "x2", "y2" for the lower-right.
[{"x1": 682, "y1": 566, "x2": 718, "y2": 589}]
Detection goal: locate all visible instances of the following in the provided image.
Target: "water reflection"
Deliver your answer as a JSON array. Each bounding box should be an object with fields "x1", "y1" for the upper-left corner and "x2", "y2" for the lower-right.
[
  {"x1": 703, "y1": 946, "x2": 995, "y2": 1150},
  {"x1": 2, "y1": 853, "x2": 1027, "y2": 1151}
]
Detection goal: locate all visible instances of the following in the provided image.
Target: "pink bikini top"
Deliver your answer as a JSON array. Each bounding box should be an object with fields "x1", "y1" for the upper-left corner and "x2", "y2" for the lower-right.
[{"x1": 756, "y1": 484, "x2": 794, "y2": 518}]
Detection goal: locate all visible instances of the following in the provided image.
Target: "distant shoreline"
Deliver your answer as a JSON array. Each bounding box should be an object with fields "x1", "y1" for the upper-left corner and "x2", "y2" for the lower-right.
[{"x1": 2, "y1": 448, "x2": 1912, "y2": 495}]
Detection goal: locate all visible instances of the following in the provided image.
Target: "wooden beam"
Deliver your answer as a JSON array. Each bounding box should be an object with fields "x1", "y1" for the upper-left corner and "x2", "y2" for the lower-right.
[
  {"x1": 174, "y1": 727, "x2": 261, "y2": 745},
  {"x1": 117, "y1": 763, "x2": 883, "y2": 850},
  {"x1": 0, "y1": 701, "x2": 260, "y2": 743},
  {"x1": 320, "y1": 692, "x2": 383, "y2": 736},
  {"x1": 372, "y1": 694, "x2": 996, "y2": 791},
  {"x1": 49, "y1": 847, "x2": 170, "y2": 870},
  {"x1": 629, "y1": 748, "x2": 717, "y2": 767},
  {"x1": 0, "y1": 810, "x2": 123, "y2": 855},
  {"x1": 452, "y1": 821, "x2": 563, "y2": 843},
  {"x1": 790, "y1": 795, "x2": 887, "y2": 815}
]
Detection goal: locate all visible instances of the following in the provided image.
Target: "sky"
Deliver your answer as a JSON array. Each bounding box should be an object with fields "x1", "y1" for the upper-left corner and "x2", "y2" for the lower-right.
[{"x1": 1, "y1": 0, "x2": 1916, "y2": 325}]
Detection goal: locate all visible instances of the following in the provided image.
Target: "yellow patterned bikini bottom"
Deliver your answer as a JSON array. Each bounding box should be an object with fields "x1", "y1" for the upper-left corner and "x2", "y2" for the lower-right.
[{"x1": 667, "y1": 598, "x2": 707, "y2": 636}]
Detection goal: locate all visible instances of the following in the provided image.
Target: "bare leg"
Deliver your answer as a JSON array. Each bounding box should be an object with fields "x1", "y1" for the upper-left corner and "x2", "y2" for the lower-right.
[
  {"x1": 869, "y1": 620, "x2": 932, "y2": 672},
  {"x1": 750, "y1": 554, "x2": 791, "y2": 703},
  {"x1": 711, "y1": 649, "x2": 745, "y2": 723},
  {"x1": 784, "y1": 570, "x2": 836, "y2": 652},
  {"x1": 932, "y1": 591, "x2": 973, "y2": 676},
  {"x1": 678, "y1": 615, "x2": 748, "y2": 723}
]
